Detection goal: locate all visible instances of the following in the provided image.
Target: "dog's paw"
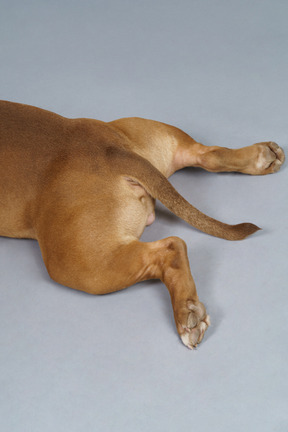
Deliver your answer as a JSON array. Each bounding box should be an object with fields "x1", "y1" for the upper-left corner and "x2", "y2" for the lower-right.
[
  {"x1": 252, "y1": 142, "x2": 285, "y2": 174},
  {"x1": 176, "y1": 301, "x2": 210, "y2": 349}
]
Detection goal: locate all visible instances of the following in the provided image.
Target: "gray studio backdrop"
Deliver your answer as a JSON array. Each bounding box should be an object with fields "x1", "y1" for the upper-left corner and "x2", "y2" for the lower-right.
[{"x1": 1, "y1": 1, "x2": 287, "y2": 431}]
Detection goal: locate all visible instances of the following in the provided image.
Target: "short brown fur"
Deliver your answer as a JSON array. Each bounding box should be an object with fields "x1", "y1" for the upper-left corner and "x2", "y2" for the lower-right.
[{"x1": 0, "y1": 101, "x2": 285, "y2": 348}]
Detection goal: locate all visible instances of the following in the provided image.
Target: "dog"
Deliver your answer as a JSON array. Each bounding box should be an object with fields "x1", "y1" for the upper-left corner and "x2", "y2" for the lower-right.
[{"x1": 0, "y1": 100, "x2": 285, "y2": 348}]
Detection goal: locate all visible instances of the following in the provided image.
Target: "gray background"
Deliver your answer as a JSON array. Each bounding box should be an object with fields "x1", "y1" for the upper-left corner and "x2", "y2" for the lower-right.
[{"x1": 0, "y1": 0, "x2": 287, "y2": 431}]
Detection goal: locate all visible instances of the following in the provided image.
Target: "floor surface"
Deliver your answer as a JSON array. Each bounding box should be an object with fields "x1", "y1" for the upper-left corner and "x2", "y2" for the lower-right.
[{"x1": 1, "y1": 1, "x2": 287, "y2": 431}]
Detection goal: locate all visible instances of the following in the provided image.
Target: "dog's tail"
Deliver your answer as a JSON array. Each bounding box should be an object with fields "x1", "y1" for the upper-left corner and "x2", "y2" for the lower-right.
[{"x1": 106, "y1": 146, "x2": 260, "y2": 240}]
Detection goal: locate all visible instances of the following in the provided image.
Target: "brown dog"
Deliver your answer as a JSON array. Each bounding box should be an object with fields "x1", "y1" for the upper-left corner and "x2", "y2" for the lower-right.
[{"x1": 0, "y1": 100, "x2": 285, "y2": 348}]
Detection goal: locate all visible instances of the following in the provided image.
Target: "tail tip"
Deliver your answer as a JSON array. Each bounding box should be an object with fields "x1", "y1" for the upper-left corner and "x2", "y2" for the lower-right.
[{"x1": 234, "y1": 222, "x2": 261, "y2": 240}]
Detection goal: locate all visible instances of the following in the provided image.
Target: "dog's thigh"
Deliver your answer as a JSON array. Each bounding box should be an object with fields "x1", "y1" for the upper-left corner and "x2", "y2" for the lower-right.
[
  {"x1": 39, "y1": 216, "x2": 209, "y2": 348},
  {"x1": 35, "y1": 174, "x2": 153, "y2": 292},
  {"x1": 35, "y1": 174, "x2": 209, "y2": 348}
]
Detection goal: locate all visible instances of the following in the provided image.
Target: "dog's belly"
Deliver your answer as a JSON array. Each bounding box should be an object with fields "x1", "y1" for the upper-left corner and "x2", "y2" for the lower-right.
[
  {"x1": 0, "y1": 167, "x2": 35, "y2": 238},
  {"x1": 0, "y1": 218, "x2": 35, "y2": 239},
  {"x1": 0, "y1": 184, "x2": 36, "y2": 239},
  {"x1": 0, "y1": 143, "x2": 39, "y2": 239}
]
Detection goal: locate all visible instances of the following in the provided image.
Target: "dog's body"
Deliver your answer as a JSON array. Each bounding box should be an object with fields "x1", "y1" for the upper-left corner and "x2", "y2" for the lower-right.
[{"x1": 0, "y1": 101, "x2": 285, "y2": 348}]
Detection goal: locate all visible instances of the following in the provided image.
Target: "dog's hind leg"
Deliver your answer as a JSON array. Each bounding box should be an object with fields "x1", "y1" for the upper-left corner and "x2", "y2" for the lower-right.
[
  {"x1": 98, "y1": 236, "x2": 210, "y2": 349},
  {"x1": 175, "y1": 138, "x2": 285, "y2": 175},
  {"x1": 45, "y1": 234, "x2": 210, "y2": 349},
  {"x1": 36, "y1": 172, "x2": 209, "y2": 349},
  {"x1": 110, "y1": 117, "x2": 284, "y2": 176}
]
